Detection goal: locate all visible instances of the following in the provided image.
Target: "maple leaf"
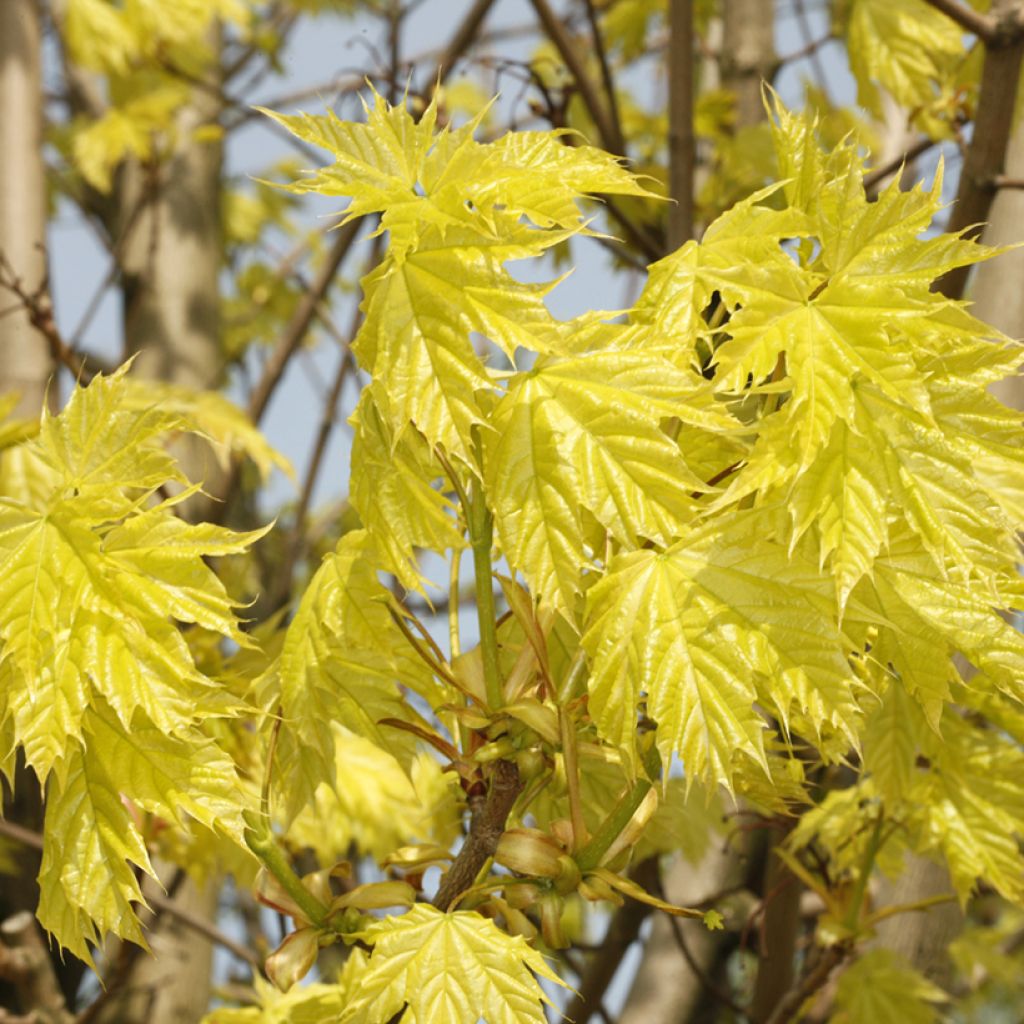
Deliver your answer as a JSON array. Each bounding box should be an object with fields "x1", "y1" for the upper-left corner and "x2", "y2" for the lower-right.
[
  {"x1": 0, "y1": 366, "x2": 264, "y2": 956},
  {"x1": 349, "y1": 391, "x2": 465, "y2": 592},
  {"x1": 0, "y1": 367, "x2": 264, "y2": 777},
  {"x1": 265, "y1": 529, "x2": 432, "y2": 824},
  {"x1": 485, "y1": 350, "x2": 728, "y2": 615},
  {"x1": 269, "y1": 88, "x2": 654, "y2": 457},
  {"x1": 846, "y1": 0, "x2": 963, "y2": 119},
  {"x1": 832, "y1": 950, "x2": 947, "y2": 1024},
  {"x1": 582, "y1": 519, "x2": 859, "y2": 787},
  {"x1": 340, "y1": 904, "x2": 565, "y2": 1024}
]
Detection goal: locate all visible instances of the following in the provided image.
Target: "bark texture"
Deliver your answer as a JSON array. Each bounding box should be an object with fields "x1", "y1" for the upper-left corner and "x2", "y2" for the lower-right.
[{"x1": 0, "y1": 0, "x2": 51, "y2": 417}]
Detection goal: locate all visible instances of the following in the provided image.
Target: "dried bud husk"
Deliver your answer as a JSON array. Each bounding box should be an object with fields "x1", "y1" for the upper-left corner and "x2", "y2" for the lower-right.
[
  {"x1": 504, "y1": 881, "x2": 542, "y2": 910},
  {"x1": 265, "y1": 927, "x2": 319, "y2": 992}
]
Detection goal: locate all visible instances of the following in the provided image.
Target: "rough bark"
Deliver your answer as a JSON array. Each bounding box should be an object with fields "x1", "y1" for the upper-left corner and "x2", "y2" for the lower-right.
[{"x1": 0, "y1": 0, "x2": 51, "y2": 418}]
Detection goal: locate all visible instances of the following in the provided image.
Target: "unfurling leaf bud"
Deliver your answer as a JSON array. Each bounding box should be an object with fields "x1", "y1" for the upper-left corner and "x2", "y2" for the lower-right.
[
  {"x1": 265, "y1": 927, "x2": 319, "y2": 992},
  {"x1": 495, "y1": 828, "x2": 564, "y2": 878}
]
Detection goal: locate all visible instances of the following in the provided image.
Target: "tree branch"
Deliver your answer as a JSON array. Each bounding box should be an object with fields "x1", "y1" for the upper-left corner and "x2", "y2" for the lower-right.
[
  {"x1": 432, "y1": 760, "x2": 522, "y2": 911},
  {"x1": 921, "y1": 0, "x2": 1001, "y2": 43},
  {"x1": 528, "y1": 0, "x2": 625, "y2": 155},
  {"x1": 937, "y1": 0, "x2": 1024, "y2": 298},
  {"x1": 763, "y1": 941, "x2": 850, "y2": 1024},
  {"x1": 0, "y1": 251, "x2": 110, "y2": 384},
  {"x1": 667, "y1": 0, "x2": 695, "y2": 248},
  {"x1": 862, "y1": 136, "x2": 938, "y2": 195}
]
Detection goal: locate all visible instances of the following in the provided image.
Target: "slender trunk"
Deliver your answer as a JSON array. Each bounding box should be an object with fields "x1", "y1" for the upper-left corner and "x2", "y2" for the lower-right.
[
  {"x1": 721, "y1": 0, "x2": 776, "y2": 130},
  {"x1": 0, "y1": 0, "x2": 52, "y2": 418},
  {"x1": 96, "y1": 43, "x2": 225, "y2": 1024}
]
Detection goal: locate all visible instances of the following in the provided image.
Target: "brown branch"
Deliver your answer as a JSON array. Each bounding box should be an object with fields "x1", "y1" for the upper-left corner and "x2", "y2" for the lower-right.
[
  {"x1": 667, "y1": 0, "x2": 695, "y2": 249},
  {"x1": 246, "y1": 219, "x2": 362, "y2": 427},
  {"x1": 0, "y1": 821, "x2": 261, "y2": 971},
  {"x1": 583, "y1": 0, "x2": 624, "y2": 157},
  {"x1": 528, "y1": 0, "x2": 625, "y2": 155},
  {"x1": 432, "y1": 760, "x2": 522, "y2": 911},
  {"x1": 921, "y1": 0, "x2": 1001, "y2": 43},
  {"x1": 863, "y1": 136, "x2": 938, "y2": 195},
  {"x1": 432, "y1": 0, "x2": 496, "y2": 82},
  {"x1": 0, "y1": 252, "x2": 110, "y2": 384},
  {"x1": 0, "y1": 913, "x2": 73, "y2": 1024},
  {"x1": 763, "y1": 942, "x2": 850, "y2": 1024},
  {"x1": 936, "y1": 0, "x2": 1024, "y2": 298},
  {"x1": 991, "y1": 174, "x2": 1024, "y2": 189},
  {"x1": 526, "y1": 0, "x2": 663, "y2": 259}
]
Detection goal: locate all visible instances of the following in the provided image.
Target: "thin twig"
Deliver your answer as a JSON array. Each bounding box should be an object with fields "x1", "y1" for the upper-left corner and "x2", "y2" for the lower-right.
[
  {"x1": 529, "y1": 0, "x2": 624, "y2": 154},
  {"x1": 666, "y1": 914, "x2": 746, "y2": 1017},
  {"x1": 583, "y1": 0, "x2": 624, "y2": 156},
  {"x1": 862, "y1": 136, "x2": 938, "y2": 194},
  {"x1": 0, "y1": 252, "x2": 110, "y2": 383},
  {"x1": 0, "y1": 821, "x2": 261, "y2": 971}
]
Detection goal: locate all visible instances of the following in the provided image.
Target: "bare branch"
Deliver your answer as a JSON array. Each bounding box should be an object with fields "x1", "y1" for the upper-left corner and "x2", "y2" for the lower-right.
[
  {"x1": 921, "y1": 0, "x2": 1000, "y2": 43},
  {"x1": 0, "y1": 251, "x2": 110, "y2": 384},
  {"x1": 432, "y1": 760, "x2": 522, "y2": 912},
  {"x1": 667, "y1": 0, "x2": 696, "y2": 249},
  {"x1": 862, "y1": 136, "x2": 938, "y2": 195},
  {"x1": 937, "y1": 0, "x2": 1024, "y2": 298},
  {"x1": 528, "y1": 0, "x2": 626, "y2": 155}
]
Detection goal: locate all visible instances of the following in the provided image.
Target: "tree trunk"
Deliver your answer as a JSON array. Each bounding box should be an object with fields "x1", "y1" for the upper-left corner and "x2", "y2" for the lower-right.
[
  {"x1": 618, "y1": 841, "x2": 752, "y2": 1024},
  {"x1": 721, "y1": 0, "x2": 776, "y2": 129},
  {"x1": 95, "y1": 44, "x2": 226, "y2": 1024},
  {"x1": 0, "y1": 0, "x2": 51, "y2": 418}
]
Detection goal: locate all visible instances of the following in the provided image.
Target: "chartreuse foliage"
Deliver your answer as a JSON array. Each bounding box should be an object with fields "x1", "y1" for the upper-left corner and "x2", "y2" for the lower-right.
[
  {"x1": 4, "y1": 79, "x2": 1024, "y2": 1023},
  {"x1": 0, "y1": 366, "x2": 268, "y2": 962}
]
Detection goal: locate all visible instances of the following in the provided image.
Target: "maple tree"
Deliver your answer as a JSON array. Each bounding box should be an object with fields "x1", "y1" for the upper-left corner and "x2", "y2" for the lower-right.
[{"x1": 4, "y1": 1, "x2": 1024, "y2": 1023}]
